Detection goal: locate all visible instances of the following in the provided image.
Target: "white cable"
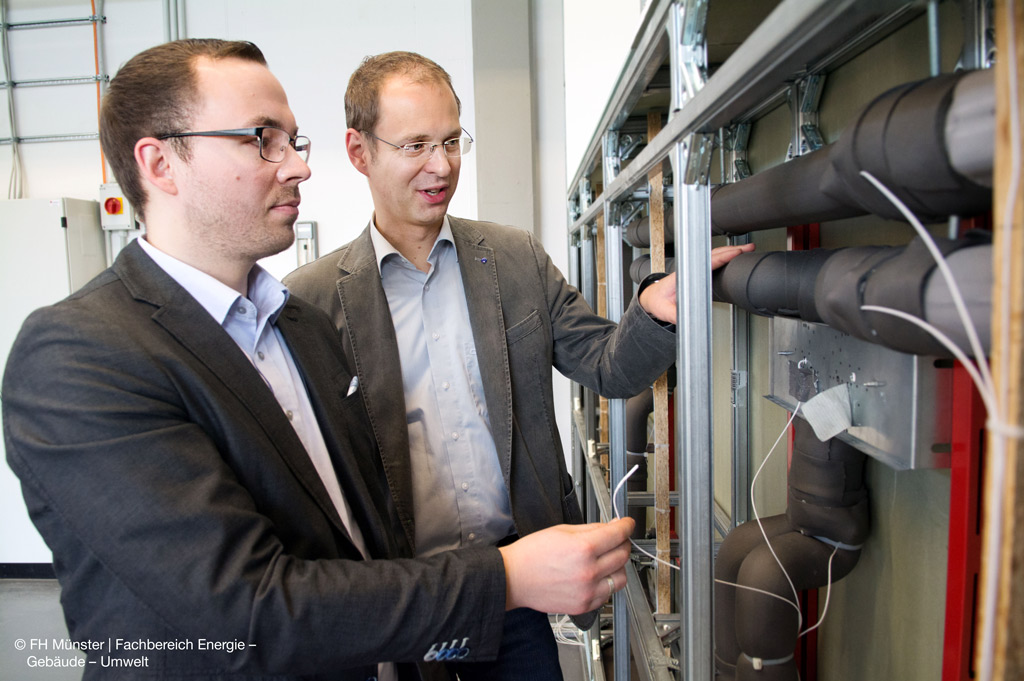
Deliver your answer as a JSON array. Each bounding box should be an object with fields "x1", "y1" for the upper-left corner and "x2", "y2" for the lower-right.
[
  {"x1": 749, "y1": 402, "x2": 804, "y2": 632},
  {"x1": 550, "y1": 614, "x2": 585, "y2": 647},
  {"x1": 713, "y1": 578, "x2": 804, "y2": 616},
  {"x1": 858, "y1": 170, "x2": 995, "y2": 400},
  {"x1": 799, "y1": 546, "x2": 839, "y2": 637},
  {"x1": 611, "y1": 464, "x2": 681, "y2": 572},
  {"x1": 860, "y1": 305, "x2": 998, "y2": 417}
]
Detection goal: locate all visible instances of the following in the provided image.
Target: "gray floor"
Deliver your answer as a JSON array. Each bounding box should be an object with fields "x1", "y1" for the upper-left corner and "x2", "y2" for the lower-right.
[
  {"x1": 0, "y1": 579, "x2": 81, "y2": 680},
  {"x1": 1, "y1": 579, "x2": 587, "y2": 680}
]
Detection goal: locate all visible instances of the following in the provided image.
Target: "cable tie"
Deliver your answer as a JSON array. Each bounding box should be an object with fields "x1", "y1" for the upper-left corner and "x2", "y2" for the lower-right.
[
  {"x1": 744, "y1": 652, "x2": 794, "y2": 669},
  {"x1": 986, "y1": 420, "x2": 1024, "y2": 439}
]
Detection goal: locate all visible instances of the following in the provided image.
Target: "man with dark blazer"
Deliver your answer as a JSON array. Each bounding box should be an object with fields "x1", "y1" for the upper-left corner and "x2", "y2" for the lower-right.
[
  {"x1": 2, "y1": 40, "x2": 635, "y2": 681},
  {"x1": 284, "y1": 51, "x2": 754, "y2": 680}
]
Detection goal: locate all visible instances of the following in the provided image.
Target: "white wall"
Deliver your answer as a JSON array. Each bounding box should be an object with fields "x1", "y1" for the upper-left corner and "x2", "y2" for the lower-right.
[
  {"x1": 0, "y1": 0, "x2": 479, "y2": 279},
  {"x1": 563, "y1": 0, "x2": 644, "y2": 180}
]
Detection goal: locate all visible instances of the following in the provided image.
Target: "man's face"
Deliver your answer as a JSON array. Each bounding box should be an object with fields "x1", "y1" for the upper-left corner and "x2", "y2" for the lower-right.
[
  {"x1": 362, "y1": 76, "x2": 462, "y2": 234},
  {"x1": 173, "y1": 57, "x2": 311, "y2": 263}
]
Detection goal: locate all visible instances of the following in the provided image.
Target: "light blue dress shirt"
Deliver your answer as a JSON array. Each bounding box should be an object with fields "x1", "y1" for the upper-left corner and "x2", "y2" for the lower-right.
[
  {"x1": 371, "y1": 218, "x2": 515, "y2": 557},
  {"x1": 137, "y1": 237, "x2": 369, "y2": 558}
]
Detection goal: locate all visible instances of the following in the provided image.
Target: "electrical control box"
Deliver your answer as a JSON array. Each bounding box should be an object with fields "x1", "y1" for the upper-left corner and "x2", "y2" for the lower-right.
[{"x1": 98, "y1": 182, "x2": 136, "y2": 231}]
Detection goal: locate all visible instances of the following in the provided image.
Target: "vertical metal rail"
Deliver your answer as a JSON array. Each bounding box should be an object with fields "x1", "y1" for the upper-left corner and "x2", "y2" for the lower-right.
[
  {"x1": 729, "y1": 234, "x2": 752, "y2": 528},
  {"x1": 602, "y1": 128, "x2": 630, "y2": 680},
  {"x1": 673, "y1": 136, "x2": 714, "y2": 681},
  {"x1": 668, "y1": 2, "x2": 713, "y2": 678},
  {"x1": 723, "y1": 123, "x2": 752, "y2": 530}
]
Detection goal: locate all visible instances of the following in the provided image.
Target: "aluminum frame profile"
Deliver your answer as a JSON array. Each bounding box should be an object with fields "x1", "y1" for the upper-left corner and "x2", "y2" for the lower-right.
[
  {"x1": 577, "y1": 407, "x2": 676, "y2": 681},
  {"x1": 568, "y1": 0, "x2": 915, "y2": 236}
]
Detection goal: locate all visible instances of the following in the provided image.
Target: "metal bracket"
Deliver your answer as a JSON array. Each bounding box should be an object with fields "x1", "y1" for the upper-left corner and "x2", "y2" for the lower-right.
[
  {"x1": 619, "y1": 200, "x2": 644, "y2": 229},
  {"x1": 787, "y1": 73, "x2": 827, "y2": 159},
  {"x1": 670, "y1": 0, "x2": 709, "y2": 109},
  {"x1": 723, "y1": 122, "x2": 752, "y2": 183},
  {"x1": 619, "y1": 133, "x2": 645, "y2": 162},
  {"x1": 682, "y1": 133, "x2": 715, "y2": 185},
  {"x1": 603, "y1": 130, "x2": 621, "y2": 183}
]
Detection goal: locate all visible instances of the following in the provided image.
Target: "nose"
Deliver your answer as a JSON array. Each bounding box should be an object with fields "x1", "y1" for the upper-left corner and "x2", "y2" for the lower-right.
[
  {"x1": 423, "y1": 145, "x2": 452, "y2": 176},
  {"x1": 278, "y1": 144, "x2": 312, "y2": 184}
]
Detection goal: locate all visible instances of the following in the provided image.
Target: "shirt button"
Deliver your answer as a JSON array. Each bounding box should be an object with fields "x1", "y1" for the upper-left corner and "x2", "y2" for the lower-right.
[
  {"x1": 432, "y1": 332, "x2": 440, "y2": 341},
  {"x1": 237, "y1": 306, "x2": 247, "y2": 315},
  {"x1": 468, "y1": 533, "x2": 476, "y2": 541},
  {"x1": 451, "y1": 432, "x2": 459, "y2": 440},
  {"x1": 257, "y1": 351, "x2": 265, "y2": 360},
  {"x1": 285, "y1": 410, "x2": 294, "y2": 421},
  {"x1": 442, "y1": 381, "x2": 451, "y2": 390},
  {"x1": 461, "y1": 482, "x2": 469, "y2": 491}
]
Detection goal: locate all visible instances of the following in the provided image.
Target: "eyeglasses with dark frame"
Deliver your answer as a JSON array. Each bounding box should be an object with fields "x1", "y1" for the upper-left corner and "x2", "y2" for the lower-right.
[
  {"x1": 363, "y1": 129, "x2": 473, "y2": 159},
  {"x1": 156, "y1": 126, "x2": 310, "y2": 163}
]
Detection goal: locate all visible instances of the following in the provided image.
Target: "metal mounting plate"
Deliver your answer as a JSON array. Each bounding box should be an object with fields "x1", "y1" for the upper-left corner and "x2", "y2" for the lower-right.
[{"x1": 768, "y1": 317, "x2": 953, "y2": 470}]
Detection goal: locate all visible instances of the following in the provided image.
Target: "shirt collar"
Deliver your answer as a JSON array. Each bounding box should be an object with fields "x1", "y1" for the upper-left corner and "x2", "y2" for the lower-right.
[
  {"x1": 369, "y1": 215, "x2": 455, "y2": 276},
  {"x1": 137, "y1": 236, "x2": 290, "y2": 325}
]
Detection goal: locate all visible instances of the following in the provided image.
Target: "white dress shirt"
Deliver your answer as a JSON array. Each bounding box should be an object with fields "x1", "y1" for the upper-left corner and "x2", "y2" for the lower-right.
[{"x1": 371, "y1": 218, "x2": 515, "y2": 557}]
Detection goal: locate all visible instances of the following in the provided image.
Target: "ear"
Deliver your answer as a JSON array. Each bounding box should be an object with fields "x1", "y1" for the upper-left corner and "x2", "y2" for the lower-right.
[
  {"x1": 345, "y1": 128, "x2": 372, "y2": 178},
  {"x1": 134, "y1": 137, "x2": 179, "y2": 198}
]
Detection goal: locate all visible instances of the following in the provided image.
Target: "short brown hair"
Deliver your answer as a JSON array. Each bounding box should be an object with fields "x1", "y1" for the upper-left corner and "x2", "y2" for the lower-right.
[
  {"x1": 345, "y1": 51, "x2": 461, "y2": 137},
  {"x1": 99, "y1": 39, "x2": 266, "y2": 220}
]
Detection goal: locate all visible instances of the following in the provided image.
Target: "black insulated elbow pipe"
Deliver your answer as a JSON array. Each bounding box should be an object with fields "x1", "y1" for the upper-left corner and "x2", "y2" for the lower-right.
[
  {"x1": 710, "y1": 69, "x2": 993, "y2": 235},
  {"x1": 714, "y1": 418, "x2": 869, "y2": 681},
  {"x1": 712, "y1": 235, "x2": 992, "y2": 357}
]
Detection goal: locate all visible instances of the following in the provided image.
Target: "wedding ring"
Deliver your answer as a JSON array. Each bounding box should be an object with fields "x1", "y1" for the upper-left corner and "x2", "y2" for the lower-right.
[{"x1": 606, "y1": 575, "x2": 615, "y2": 599}]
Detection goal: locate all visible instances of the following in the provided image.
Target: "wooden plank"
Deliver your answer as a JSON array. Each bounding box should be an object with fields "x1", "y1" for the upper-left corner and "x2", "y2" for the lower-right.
[
  {"x1": 984, "y1": 1, "x2": 1024, "y2": 678},
  {"x1": 647, "y1": 111, "x2": 673, "y2": 613}
]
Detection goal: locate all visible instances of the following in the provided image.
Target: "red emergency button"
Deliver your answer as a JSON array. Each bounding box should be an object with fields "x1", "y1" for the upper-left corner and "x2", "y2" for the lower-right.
[{"x1": 104, "y1": 197, "x2": 123, "y2": 215}]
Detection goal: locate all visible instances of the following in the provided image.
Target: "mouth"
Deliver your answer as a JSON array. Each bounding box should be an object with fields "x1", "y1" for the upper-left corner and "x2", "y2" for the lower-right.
[
  {"x1": 272, "y1": 197, "x2": 301, "y2": 215},
  {"x1": 419, "y1": 187, "x2": 448, "y2": 204}
]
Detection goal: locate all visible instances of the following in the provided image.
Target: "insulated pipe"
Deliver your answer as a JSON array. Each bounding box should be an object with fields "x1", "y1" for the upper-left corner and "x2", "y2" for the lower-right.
[
  {"x1": 710, "y1": 69, "x2": 994, "y2": 235},
  {"x1": 630, "y1": 255, "x2": 676, "y2": 285},
  {"x1": 625, "y1": 389, "x2": 653, "y2": 538},
  {"x1": 711, "y1": 236, "x2": 992, "y2": 357},
  {"x1": 625, "y1": 211, "x2": 675, "y2": 247},
  {"x1": 714, "y1": 419, "x2": 868, "y2": 681}
]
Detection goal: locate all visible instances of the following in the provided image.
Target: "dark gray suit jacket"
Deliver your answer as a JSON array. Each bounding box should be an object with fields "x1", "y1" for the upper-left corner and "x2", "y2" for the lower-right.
[
  {"x1": 3, "y1": 241, "x2": 506, "y2": 680},
  {"x1": 284, "y1": 217, "x2": 676, "y2": 555}
]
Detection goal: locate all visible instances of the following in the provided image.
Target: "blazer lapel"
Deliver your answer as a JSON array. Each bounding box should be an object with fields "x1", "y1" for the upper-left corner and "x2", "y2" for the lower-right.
[
  {"x1": 276, "y1": 303, "x2": 396, "y2": 559},
  {"x1": 450, "y1": 218, "x2": 514, "y2": 484},
  {"x1": 115, "y1": 243, "x2": 354, "y2": 544},
  {"x1": 334, "y1": 227, "x2": 418, "y2": 551}
]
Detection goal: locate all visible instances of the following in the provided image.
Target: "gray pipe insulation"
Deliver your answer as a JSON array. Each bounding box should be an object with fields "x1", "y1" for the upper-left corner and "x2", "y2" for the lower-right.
[
  {"x1": 710, "y1": 68, "x2": 993, "y2": 235},
  {"x1": 714, "y1": 418, "x2": 869, "y2": 681},
  {"x1": 624, "y1": 389, "x2": 653, "y2": 538},
  {"x1": 712, "y1": 235, "x2": 992, "y2": 357}
]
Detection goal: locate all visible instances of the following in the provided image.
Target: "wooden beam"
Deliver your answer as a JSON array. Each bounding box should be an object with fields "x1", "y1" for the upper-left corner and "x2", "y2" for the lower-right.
[
  {"x1": 647, "y1": 110, "x2": 673, "y2": 613},
  {"x1": 982, "y1": 1, "x2": 1024, "y2": 678}
]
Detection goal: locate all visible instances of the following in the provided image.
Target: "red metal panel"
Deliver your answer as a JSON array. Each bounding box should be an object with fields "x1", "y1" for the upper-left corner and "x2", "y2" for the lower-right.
[{"x1": 942, "y1": 363, "x2": 985, "y2": 681}]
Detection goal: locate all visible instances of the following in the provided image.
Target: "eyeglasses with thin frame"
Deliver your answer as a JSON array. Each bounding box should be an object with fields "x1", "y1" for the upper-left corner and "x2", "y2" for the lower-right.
[
  {"x1": 363, "y1": 129, "x2": 473, "y2": 159},
  {"x1": 156, "y1": 126, "x2": 311, "y2": 163}
]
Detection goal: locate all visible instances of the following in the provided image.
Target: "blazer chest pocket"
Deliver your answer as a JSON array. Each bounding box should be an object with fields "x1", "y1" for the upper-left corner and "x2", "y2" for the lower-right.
[{"x1": 505, "y1": 309, "x2": 542, "y2": 345}]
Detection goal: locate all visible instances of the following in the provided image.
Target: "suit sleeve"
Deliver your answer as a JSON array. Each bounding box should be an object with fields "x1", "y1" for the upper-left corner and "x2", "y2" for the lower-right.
[
  {"x1": 529, "y1": 233, "x2": 677, "y2": 397},
  {"x1": 2, "y1": 302, "x2": 506, "y2": 674}
]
